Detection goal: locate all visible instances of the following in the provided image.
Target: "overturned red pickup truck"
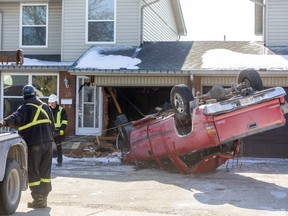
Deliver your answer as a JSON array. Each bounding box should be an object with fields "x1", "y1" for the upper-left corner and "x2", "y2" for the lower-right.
[{"x1": 117, "y1": 69, "x2": 288, "y2": 174}]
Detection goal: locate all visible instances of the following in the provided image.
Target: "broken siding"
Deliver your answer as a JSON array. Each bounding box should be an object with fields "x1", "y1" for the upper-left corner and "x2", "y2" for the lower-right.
[
  {"x1": 62, "y1": 0, "x2": 141, "y2": 61},
  {"x1": 265, "y1": 0, "x2": 288, "y2": 46},
  {"x1": 0, "y1": 2, "x2": 61, "y2": 55},
  {"x1": 142, "y1": 0, "x2": 179, "y2": 41}
]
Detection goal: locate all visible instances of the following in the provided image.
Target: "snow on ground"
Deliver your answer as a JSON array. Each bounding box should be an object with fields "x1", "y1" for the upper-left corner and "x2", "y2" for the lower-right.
[
  {"x1": 53, "y1": 153, "x2": 288, "y2": 168},
  {"x1": 55, "y1": 152, "x2": 122, "y2": 165}
]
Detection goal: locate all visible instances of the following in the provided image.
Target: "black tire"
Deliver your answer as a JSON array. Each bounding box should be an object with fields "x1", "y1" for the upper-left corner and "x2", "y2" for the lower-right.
[
  {"x1": 237, "y1": 69, "x2": 263, "y2": 91},
  {"x1": 170, "y1": 84, "x2": 194, "y2": 123},
  {"x1": 115, "y1": 114, "x2": 131, "y2": 151},
  {"x1": 0, "y1": 159, "x2": 22, "y2": 215}
]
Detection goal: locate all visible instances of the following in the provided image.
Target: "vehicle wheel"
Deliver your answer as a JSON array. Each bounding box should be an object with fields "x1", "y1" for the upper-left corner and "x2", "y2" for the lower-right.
[
  {"x1": 115, "y1": 114, "x2": 131, "y2": 151},
  {"x1": 0, "y1": 159, "x2": 22, "y2": 215},
  {"x1": 170, "y1": 84, "x2": 194, "y2": 124},
  {"x1": 237, "y1": 69, "x2": 263, "y2": 91}
]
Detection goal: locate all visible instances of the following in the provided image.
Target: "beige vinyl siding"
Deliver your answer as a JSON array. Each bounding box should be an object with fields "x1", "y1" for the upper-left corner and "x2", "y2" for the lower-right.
[
  {"x1": 201, "y1": 76, "x2": 235, "y2": 87},
  {"x1": 62, "y1": 0, "x2": 86, "y2": 61},
  {"x1": 62, "y1": 0, "x2": 141, "y2": 61},
  {"x1": 46, "y1": 3, "x2": 62, "y2": 55},
  {"x1": 142, "y1": 0, "x2": 179, "y2": 41},
  {"x1": 201, "y1": 73, "x2": 288, "y2": 93},
  {"x1": 0, "y1": 3, "x2": 20, "y2": 50},
  {"x1": 0, "y1": 10, "x2": 3, "y2": 49},
  {"x1": 90, "y1": 75, "x2": 189, "y2": 87},
  {"x1": 0, "y1": 2, "x2": 61, "y2": 55},
  {"x1": 116, "y1": 0, "x2": 141, "y2": 45},
  {"x1": 265, "y1": 0, "x2": 288, "y2": 46}
]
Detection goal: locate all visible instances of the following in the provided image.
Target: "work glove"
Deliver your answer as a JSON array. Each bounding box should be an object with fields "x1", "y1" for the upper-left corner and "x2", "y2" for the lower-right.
[
  {"x1": 60, "y1": 130, "x2": 64, "y2": 136},
  {"x1": 0, "y1": 120, "x2": 6, "y2": 127}
]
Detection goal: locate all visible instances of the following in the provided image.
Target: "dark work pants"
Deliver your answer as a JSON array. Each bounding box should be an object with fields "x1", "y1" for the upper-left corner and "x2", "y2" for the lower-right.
[
  {"x1": 54, "y1": 135, "x2": 63, "y2": 164},
  {"x1": 28, "y1": 142, "x2": 53, "y2": 199}
]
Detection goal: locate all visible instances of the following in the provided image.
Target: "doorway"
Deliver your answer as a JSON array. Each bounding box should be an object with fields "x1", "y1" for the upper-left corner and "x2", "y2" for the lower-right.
[{"x1": 76, "y1": 76, "x2": 102, "y2": 135}]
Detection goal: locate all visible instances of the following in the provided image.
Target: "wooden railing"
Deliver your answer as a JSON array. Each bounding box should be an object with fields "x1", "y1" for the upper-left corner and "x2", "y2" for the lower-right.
[{"x1": 0, "y1": 49, "x2": 24, "y2": 66}]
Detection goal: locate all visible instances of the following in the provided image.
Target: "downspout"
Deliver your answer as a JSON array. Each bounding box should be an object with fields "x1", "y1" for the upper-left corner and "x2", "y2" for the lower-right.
[
  {"x1": 0, "y1": 10, "x2": 2, "y2": 50},
  {"x1": 140, "y1": 0, "x2": 160, "y2": 45}
]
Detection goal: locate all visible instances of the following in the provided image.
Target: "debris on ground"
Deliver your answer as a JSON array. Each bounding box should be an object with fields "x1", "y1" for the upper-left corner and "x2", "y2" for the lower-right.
[{"x1": 64, "y1": 139, "x2": 120, "y2": 158}]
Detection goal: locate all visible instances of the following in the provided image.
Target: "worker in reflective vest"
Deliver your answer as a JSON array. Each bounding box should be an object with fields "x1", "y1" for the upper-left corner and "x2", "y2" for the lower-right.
[
  {"x1": 0, "y1": 85, "x2": 55, "y2": 209},
  {"x1": 48, "y1": 94, "x2": 68, "y2": 166}
]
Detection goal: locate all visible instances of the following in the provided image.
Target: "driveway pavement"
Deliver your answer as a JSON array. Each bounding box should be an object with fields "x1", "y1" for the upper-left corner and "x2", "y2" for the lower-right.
[{"x1": 12, "y1": 155, "x2": 288, "y2": 216}]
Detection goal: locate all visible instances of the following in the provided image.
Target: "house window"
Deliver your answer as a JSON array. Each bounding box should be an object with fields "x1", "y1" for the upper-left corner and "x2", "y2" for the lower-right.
[
  {"x1": 21, "y1": 4, "x2": 48, "y2": 46},
  {"x1": 87, "y1": 0, "x2": 115, "y2": 43},
  {"x1": 1, "y1": 74, "x2": 57, "y2": 118}
]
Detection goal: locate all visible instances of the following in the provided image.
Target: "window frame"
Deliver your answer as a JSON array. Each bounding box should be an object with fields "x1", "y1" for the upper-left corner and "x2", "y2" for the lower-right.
[
  {"x1": 20, "y1": 3, "x2": 49, "y2": 48},
  {"x1": 85, "y1": 0, "x2": 116, "y2": 44},
  {"x1": 0, "y1": 72, "x2": 59, "y2": 119}
]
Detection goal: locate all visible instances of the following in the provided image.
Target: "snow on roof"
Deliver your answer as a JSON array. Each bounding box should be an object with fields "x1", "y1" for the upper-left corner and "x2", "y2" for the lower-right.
[
  {"x1": 23, "y1": 58, "x2": 73, "y2": 66},
  {"x1": 3, "y1": 43, "x2": 288, "y2": 71},
  {"x1": 202, "y1": 49, "x2": 288, "y2": 70},
  {"x1": 74, "y1": 46, "x2": 141, "y2": 70}
]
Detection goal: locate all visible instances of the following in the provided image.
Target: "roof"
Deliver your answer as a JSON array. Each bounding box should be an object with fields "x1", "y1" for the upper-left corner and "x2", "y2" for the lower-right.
[
  {"x1": 2, "y1": 41, "x2": 288, "y2": 74},
  {"x1": 69, "y1": 41, "x2": 288, "y2": 74}
]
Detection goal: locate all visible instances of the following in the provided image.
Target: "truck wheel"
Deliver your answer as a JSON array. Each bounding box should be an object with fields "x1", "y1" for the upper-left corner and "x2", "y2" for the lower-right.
[
  {"x1": 115, "y1": 114, "x2": 131, "y2": 151},
  {"x1": 0, "y1": 159, "x2": 22, "y2": 215},
  {"x1": 170, "y1": 84, "x2": 194, "y2": 125},
  {"x1": 237, "y1": 69, "x2": 263, "y2": 91}
]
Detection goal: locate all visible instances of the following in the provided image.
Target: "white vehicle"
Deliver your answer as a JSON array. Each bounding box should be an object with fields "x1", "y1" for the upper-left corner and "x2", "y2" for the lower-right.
[{"x1": 0, "y1": 131, "x2": 28, "y2": 215}]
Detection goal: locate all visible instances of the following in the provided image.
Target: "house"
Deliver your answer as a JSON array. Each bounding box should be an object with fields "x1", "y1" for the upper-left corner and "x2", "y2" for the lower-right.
[
  {"x1": 0, "y1": 0, "x2": 288, "y2": 158},
  {"x1": 0, "y1": 0, "x2": 186, "y2": 137},
  {"x1": 254, "y1": 0, "x2": 288, "y2": 46}
]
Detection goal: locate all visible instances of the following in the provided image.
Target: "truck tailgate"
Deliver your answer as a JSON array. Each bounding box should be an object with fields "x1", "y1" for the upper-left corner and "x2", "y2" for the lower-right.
[{"x1": 213, "y1": 98, "x2": 286, "y2": 143}]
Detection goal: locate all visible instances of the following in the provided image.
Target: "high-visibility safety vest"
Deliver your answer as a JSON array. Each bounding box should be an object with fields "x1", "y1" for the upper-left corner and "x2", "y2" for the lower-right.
[
  {"x1": 54, "y1": 106, "x2": 68, "y2": 128},
  {"x1": 18, "y1": 103, "x2": 52, "y2": 131}
]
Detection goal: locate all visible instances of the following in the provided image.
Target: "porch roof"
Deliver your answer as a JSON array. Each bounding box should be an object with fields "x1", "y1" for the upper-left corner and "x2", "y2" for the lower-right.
[
  {"x1": 1, "y1": 41, "x2": 288, "y2": 75},
  {"x1": 68, "y1": 41, "x2": 288, "y2": 75}
]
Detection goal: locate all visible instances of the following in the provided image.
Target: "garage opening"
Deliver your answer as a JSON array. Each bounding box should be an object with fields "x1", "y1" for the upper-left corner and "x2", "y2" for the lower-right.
[{"x1": 107, "y1": 87, "x2": 171, "y2": 123}]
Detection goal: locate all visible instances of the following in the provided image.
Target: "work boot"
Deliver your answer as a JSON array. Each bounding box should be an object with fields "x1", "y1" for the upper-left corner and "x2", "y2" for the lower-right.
[
  {"x1": 27, "y1": 196, "x2": 47, "y2": 208},
  {"x1": 56, "y1": 162, "x2": 62, "y2": 166}
]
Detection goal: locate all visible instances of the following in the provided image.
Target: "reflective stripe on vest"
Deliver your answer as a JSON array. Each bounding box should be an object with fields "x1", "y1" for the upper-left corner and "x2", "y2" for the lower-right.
[
  {"x1": 55, "y1": 106, "x2": 67, "y2": 128},
  {"x1": 18, "y1": 103, "x2": 52, "y2": 131}
]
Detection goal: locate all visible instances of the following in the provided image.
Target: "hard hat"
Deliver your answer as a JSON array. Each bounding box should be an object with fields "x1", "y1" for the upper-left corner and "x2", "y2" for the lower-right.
[
  {"x1": 48, "y1": 94, "x2": 58, "y2": 103},
  {"x1": 22, "y1": 85, "x2": 36, "y2": 97}
]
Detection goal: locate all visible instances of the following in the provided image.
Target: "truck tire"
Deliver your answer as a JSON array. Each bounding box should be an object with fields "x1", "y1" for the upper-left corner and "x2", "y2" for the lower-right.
[
  {"x1": 0, "y1": 159, "x2": 22, "y2": 215},
  {"x1": 115, "y1": 114, "x2": 131, "y2": 151},
  {"x1": 170, "y1": 84, "x2": 194, "y2": 125},
  {"x1": 237, "y1": 69, "x2": 263, "y2": 91}
]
